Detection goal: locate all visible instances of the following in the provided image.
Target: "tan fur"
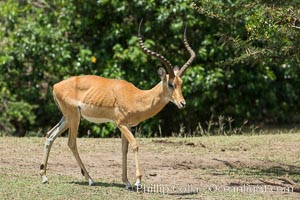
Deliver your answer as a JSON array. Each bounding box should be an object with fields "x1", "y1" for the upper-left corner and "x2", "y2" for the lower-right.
[
  {"x1": 40, "y1": 73, "x2": 186, "y2": 188},
  {"x1": 40, "y1": 21, "x2": 194, "y2": 188}
]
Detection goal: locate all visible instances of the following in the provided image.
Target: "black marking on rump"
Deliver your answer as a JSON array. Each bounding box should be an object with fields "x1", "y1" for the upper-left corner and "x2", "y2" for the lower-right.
[
  {"x1": 78, "y1": 105, "x2": 82, "y2": 118},
  {"x1": 40, "y1": 164, "x2": 45, "y2": 170},
  {"x1": 81, "y1": 168, "x2": 85, "y2": 176}
]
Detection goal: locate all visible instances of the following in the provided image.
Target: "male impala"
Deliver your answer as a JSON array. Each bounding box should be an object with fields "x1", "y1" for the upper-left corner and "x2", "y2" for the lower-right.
[{"x1": 40, "y1": 20, "x2": 195, "y2": 189}]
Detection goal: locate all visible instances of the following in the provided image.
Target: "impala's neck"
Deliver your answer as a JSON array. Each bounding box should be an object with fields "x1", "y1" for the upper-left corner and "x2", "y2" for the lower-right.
[{"x1": 136, "y1": 81, "x2": 169, "y2": 120}]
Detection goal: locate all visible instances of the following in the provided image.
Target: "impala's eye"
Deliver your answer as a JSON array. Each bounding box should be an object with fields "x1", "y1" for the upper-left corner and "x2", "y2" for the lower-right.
[{"x1": 168, "y1": 83, "x2": 175, "y2": 89}]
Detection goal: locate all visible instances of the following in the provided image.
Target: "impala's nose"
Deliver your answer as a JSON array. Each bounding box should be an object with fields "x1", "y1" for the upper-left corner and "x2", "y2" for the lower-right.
[{"x1": 178, "y1": 101, "x2": 186, "y2": 109}]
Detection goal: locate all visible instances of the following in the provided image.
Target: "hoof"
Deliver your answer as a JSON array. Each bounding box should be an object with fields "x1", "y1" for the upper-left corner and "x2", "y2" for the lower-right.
[
  {"x1": 134, "y1": 181, "x2": 142, "y2": 188},
  {"x1": 88, "y1": 179, "x2": 95, "y2": 186},
  {"x1": 42, "y1": 176, "x2": 48, "y2": 184},
  {"x1": 125, "y1": 182, "x2": 133, "y2": 190}
]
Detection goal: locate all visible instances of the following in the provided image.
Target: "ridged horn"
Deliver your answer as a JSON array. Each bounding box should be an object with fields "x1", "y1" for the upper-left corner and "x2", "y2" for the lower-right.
[
  {"x1": 138, "y1": 19, "x2": 175, "y2": 78},
  {"x1": 178, "y1": 24, "x2": 196, "y2": 77}
]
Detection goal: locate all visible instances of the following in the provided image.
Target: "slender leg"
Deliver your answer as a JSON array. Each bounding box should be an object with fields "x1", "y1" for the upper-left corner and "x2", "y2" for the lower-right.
[
  {"x1": 40, "y1": 116, "x2": 68, "y2": 183},
  {"x1": 67, "y1": 111, "x2": 95, "y2": 186},
  {"x1": 121, "y1": 133, "x2": 132, "y2": 189},
  {"x1": 118, "y1": 124, "x2": 142, "y2": 187}
]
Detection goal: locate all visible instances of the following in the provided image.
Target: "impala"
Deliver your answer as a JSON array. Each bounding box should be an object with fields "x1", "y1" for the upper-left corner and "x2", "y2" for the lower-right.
[{"x1": 39, "y1": 20, "x2": 195, "y2": 189}]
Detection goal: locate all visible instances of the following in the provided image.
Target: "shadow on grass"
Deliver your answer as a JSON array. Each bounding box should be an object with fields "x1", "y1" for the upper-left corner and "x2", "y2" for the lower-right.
[
  {"x1": 70, "y1": 181, "x2": 200, "y2": 196},
  {"x1": 212, "y1": 158, "x2": 300, "y2": 182},
  {"x1": 259, "y1": 166, "x2": 300, "y2": 178},
  {"x1": 168, "y1": 192, "x2": 199, "y2": 196},
  {"x1": 70, "y1": 181, "x2": 125, "y2": 188}
]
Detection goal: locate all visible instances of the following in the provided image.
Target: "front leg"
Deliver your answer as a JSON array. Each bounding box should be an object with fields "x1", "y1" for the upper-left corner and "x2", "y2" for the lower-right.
[{"x1": 118, "y1": 124, "x2": 142, "y2": 188}]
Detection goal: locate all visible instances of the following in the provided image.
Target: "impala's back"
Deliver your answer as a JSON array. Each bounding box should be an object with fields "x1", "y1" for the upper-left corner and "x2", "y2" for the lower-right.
[{"x1": 54, "y1": 76, "x2": 152, "y2": 125}]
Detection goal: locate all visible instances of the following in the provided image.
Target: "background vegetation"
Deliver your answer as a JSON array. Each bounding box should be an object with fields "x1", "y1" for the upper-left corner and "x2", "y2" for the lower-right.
[{"x1": 1, "y1": 0, "x2": 300, "y2": 137}]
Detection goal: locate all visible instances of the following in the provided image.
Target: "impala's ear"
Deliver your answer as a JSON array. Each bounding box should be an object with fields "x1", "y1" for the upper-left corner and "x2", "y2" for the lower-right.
[
  {"x1": 174, "y1": 66, "x2": 180, "y2": 76},
  {"x1": 158, "y1": 67, "x2": 166, "y2": 81}
]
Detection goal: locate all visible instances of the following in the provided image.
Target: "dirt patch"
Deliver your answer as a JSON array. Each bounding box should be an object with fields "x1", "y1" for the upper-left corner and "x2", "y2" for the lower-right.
[{"x1": 0, "y1": 135, "x2": 300, "y2": 198}]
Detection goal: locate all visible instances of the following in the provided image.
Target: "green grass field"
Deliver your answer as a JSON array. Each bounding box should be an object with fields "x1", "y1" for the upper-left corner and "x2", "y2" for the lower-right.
[{"x1": 0, "y1": 133, "x2": 300, "y2": 199}]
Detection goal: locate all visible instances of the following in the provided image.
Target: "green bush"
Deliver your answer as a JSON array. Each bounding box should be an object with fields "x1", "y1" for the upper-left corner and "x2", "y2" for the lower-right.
[{"x1": 1, "y1": 0, "x2": 300, "y2": 137}]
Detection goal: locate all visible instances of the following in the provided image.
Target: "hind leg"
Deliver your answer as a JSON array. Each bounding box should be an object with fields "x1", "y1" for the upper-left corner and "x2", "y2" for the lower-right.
[
  {"x1": 40, "y1": 116, "x2": 68, "y2": 183},
  {"x1": 66, "y1": 108, "x2": 95, "y2": 186}
]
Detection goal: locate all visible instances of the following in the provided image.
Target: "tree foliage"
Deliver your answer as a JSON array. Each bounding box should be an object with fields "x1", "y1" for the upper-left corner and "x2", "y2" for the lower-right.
[
  {"x1": 1, "y1": 0, "x2": 300, "y2": 137},
  {"x1": 193, "y1": 0, "x2": 300, "y2": 124}
]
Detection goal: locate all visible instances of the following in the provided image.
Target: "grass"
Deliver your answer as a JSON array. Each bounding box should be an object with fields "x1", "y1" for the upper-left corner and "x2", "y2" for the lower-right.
[
  {"x1": 0, "y1": 174, "x2": 295, "y2": 200},
  {"x1": 0, "y1": 133, "x2": 300, "y2": 199},
  {"x1": 0, "y1": 173, "x2": 280, "y2": 200}
]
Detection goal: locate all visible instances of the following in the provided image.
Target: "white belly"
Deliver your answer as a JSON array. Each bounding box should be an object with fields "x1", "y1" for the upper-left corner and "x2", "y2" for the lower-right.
[
  {"x1": 78, "y1": 101, "x2": 114, "y2": 124},
  {"x1": 82, "y1": 114, "x2": 113, "y2": 124}
]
